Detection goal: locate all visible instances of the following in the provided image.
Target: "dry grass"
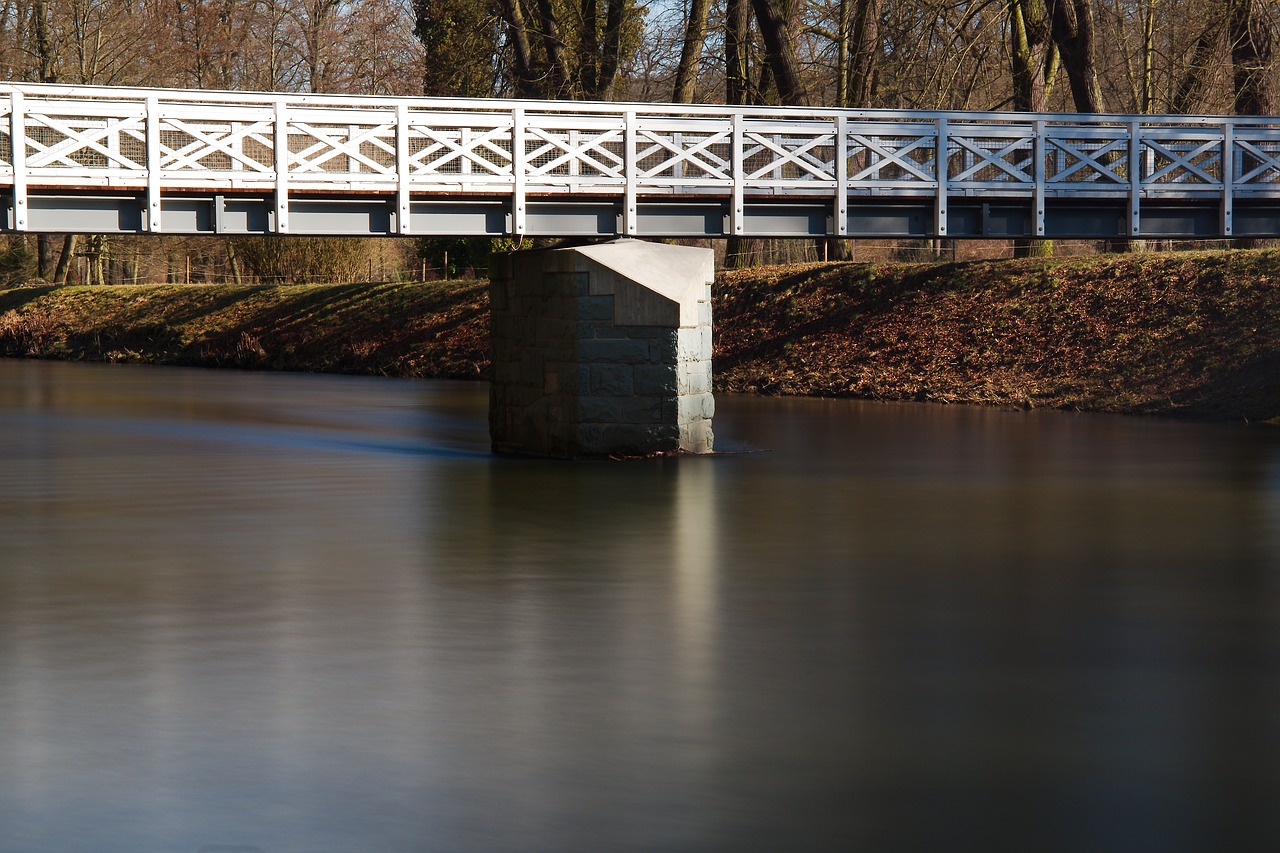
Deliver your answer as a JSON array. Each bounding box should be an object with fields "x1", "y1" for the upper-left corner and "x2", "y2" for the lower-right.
[
  {"x1": 5, "y1": 248, "x2": 1280, "y2": 421},
  {"x1": 714, "y1": 249, "x2": 1280, "y2": 421},
  {"x1": 0, "y1": 280, "x2": 490, "y2": 378}
]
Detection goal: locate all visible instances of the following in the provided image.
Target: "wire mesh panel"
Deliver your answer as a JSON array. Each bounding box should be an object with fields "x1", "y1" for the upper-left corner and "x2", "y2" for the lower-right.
[
  {"x1": 1233, "y1": 129, "x2": 1280, "y2": 193},
  {"x1": 1139, "y1": 128, "x2": 1223, "y2": 192},
  {"x1": 1045, "y1": 126, "x2": 1131, "y2": 187},
  {"x1": 154, "y1": 109, "x2": 276, "y2": 185},
  {"x1": 946, "y1": 124, "x2": 1036, "y2": 192},
  {"x1": 0, "y1": 99, "x2": 11, "y2": 173},
  {"x1": 633, "y1": 119, "x2": 735, "y2": 190},
  {"x1": 845, "y1": 123, "x2": 938, "y2": 190},
  {"x1": 406, "y1": 112, "x2": 514, "y2": 190},
  {"x1": 22, "y1": 104, "x2": 148, "y2": 182},
  {"x1": 285, "y1": 110, "x2": 398, "y2": 185},
  {"x1": 739, "y1": 121, "x2": 837, "y2": 188},
  {"x1": 522, "y1": 115, "x2": 626, "y2": 189}
]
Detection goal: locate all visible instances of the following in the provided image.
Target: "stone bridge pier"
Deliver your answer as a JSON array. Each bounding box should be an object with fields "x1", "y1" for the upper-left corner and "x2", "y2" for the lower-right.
[{"x1": 488, "y1": 239, "x2": 714, "y2": 459}]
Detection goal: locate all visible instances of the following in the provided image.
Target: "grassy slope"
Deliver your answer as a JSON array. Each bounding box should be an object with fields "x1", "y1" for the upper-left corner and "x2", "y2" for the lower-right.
[
  {"x1": 3, "y1": 249, "x2": 1280, "y2": 420},
  {"x1": 0, "y1": 280, "x2": 490, "y2": 379},
  {"x1": 715, "y1": 250, "x2": 1280, "y2": 420}
]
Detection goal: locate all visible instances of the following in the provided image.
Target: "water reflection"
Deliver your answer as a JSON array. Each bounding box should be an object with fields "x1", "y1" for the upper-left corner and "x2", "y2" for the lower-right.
[{"x1": 2, "y1": 360, "x2": 1280, "y2": 851}]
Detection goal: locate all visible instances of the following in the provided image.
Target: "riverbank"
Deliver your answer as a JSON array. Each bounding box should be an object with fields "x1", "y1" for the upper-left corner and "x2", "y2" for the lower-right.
[{"x1": 3, "y1": 249, "x2": 1279, "y2": 420}]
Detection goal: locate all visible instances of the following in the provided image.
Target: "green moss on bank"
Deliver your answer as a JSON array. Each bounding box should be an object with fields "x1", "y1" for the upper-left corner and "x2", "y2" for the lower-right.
[{"x1": 4, "y1": 249, "x2": 1280, "y2": 420}]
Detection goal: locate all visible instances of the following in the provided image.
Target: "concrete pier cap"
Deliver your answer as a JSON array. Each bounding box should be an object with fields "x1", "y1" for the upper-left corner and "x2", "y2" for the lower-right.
[{"x1": 489, "y1": 238, "x2": 715, "y2": 459}]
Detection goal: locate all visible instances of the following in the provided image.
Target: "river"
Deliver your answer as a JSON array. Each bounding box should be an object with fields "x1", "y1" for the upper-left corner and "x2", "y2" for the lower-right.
[{"x1": 1, "y1": 359, "x2": 1279, "y2": 852}]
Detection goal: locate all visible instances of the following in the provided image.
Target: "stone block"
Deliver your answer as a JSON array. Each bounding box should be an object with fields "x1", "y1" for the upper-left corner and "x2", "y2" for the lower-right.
[
  {"x1": 633, "y1": 363, "x2": 677, "y2": 396},
  {"x1": 491, "y1": 240, "x2": 715, "y2": 458},
  {"x1": 603, "y1": 424, "x2": 681, "y2": 455},
  {"x1": 697, "y1": 297, "x2": 712, "y2": 328},
  {"x1": 621, "y1": 395, "x2": 663, "y2": 423},
  {"x1": 579, "y1": 295, "x2": 615, "y2": 322},
  {"x1": 537, "y1": 318, "x2": 577, "y2": 343},
  {"x1": 678, "y1": 392, "x2": 714, "y2": 423},
  {"x1": 574, "y1": 423, "x2": 608, "y2": 454},
  {"x1": 676, "y1": 328, "x2": 701, "y2": 362},
  {"x1": 651, "y1": 333, "x2": 679, "y2": 363},
  {"x1": 489, "y1": 282, "x2": 509, "y2": 312},
  {"x1": 680, "y1": 420, "x2": 715, "y2": 454},
  {"x1": 590, "y1": 364, "x2": 634, "y2": 396},
  {"x1": 578, "y1": 396, "x2": 624, "y2": 423},
  {"x1": 678, "y1": 364, "x2": 711, "y2": 395},
  {"x1": 577, "y1": 338, "x2": 651, "y2": 364}
]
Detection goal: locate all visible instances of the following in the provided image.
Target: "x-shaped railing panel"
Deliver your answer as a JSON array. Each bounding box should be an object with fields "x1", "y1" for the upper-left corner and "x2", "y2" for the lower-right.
[
  {"x1": 846, "y1": 130, "x2": 937, "y2": 185},
  {"x1": 407, "y1": 118, "x2": 513, "y2": 179},
  {"x1": 23, "y1": 112, "x2": 147, "y2": 173},
  {"x1": 742, "y1": 125, "x2": 837, "y2": 183},
  {"x1": 948, "y1": 129, "x2": 1036, "y2": 185},
  {"x1": 635, "y1": 123, "x2": 734, "y2": 183},
  {"x1": 1234, "y1": 135, "x2": 1280, "y2": 186},
  {"x1": 1046, "y1": 132, "x2": 1129, "y2": 184},
  {"x1": 524, "y1": 123, "x2": 625, "y2": 181},
  {"x1": 1141, "y1": 134, "x2": 1222, "y2": 187},
  {"x1": 6, "y1": 83, "x2": 1280, "y2": 236},
  {"x1": 287, "y1": 121, "x2": 397, "y2": 175},
  {"x1": 156, "y1": 118, "x2": 276, "y2": 174}
]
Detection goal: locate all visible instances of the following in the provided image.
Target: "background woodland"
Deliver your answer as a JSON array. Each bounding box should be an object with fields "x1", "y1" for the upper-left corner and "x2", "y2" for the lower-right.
[{"x1": 0, "y1": 0, "x2": 1277, "y2": 282}]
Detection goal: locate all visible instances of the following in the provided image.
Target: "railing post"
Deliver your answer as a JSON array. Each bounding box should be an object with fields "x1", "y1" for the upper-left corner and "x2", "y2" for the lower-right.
[
  {"x1": 1034, "y1": 120, "x2": 1046, "y2": 238},
  {"x1": 274, "y1": 100, "x2": 289, "y2": 234},
  {"x1": 835, "y1": 115, "x2": 848, "y2": 236},
  {"x1": 396, "y1": 103, "x2": 411, "y2": 236},
  {"x1": 732, "y1": 113, "x2": 744, "y2": 236},
  {"x1": 1221, "y1": 121, "x2": 1234, "y2": 238},
  {"x1": 512, "y1": 106, "x2": 526, "y2": 236},
  {"x1": 10, "y1": 90, "x2": 26, "y2": 231},
  {"x1": 1128, "y1": 119, "x2": 1141, "y2": 238},
  {"x1": 146, "y1": 96, "x2": 162, "y2": 233},
  {"x1": 624, "y1": 110, "x2": 637, "y2": 236},
  {"x1": 935, "y1": 117, "x2": 948, "y2": 238}
]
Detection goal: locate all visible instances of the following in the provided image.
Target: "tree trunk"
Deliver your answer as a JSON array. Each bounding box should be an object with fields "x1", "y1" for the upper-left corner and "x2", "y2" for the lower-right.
[
  {"x1": 726, "y1": 0, "x2": 751, "y2": 106},
  {"x1": 724, "y1": 0, "x2": 752, "y2": 268},
  {"x1": 579, "y1": 0, "x2": 599, "y2": 97},
  {"x1": 750, "y1": 0, "x2": 809, "y2": 105},
  {"x1": 1009, "y1": 0, "x2": 1057, "y2": 257},
  {"x1": 1141, "y1": 0, "x2": 1157, "y2": 113},
  {"x1": 1230, "y1": 0, "x2": 1274, "y2": 116},
  {"x1": 846, "y1": 0, "x2": 880, "y2": 108},
  {"x1": 54, "y1": 235, "x2": 76, "y2": 284},
  {"x1": 1049, "y1": 0, "x2": 1103, "y2": 112},
  {"x1": 672, "y1": 0, "x2": 712, "y2": 103},
  {"x1": 591, "y1": 0, "x2": 627, "y2": 98},
  {"x1": 1008, "y1": 0, "x2": 1057, "y2": 112},
  {"x1": 226, "y1": 238, "x2": 244, "y2": 286},
  {"x1": 1172, "y1": 15, "x2": 1225, "y2": 113},
  {"x1": 37, "y1": 234, "x2": 54, "y2": 280},
  {"x1": 534, "y1": 0, "x2": 572, "y2": 97},
  {"x1": 498, "y1": 0, "x2": 539, "y2": 97}
]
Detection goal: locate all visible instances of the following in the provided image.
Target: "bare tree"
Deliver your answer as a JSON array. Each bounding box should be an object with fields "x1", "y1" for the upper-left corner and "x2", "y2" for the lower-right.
[
  {"x1": 751, "y1": 0, "x2": 809, "y2": 104},
  {"x1": 1229, "y1": 0, "x2": 1274, "y2": 115},
  {"x1": 1049, "y1": 0, "x2": 1104, "y2": 111},
  {"x1": 672, "y1": 0, "x2": 711, "y2": 102}
]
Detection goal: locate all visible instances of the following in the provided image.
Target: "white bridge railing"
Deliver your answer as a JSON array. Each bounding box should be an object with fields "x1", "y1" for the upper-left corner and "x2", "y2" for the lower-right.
[{"x1": 3, "y1": 82, "x2": 1280, "y2": 237}]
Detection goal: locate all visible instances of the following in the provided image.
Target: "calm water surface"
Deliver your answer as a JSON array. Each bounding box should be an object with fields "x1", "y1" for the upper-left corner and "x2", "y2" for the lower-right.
[{"x1": 2, "y1": 359, "x2": 1280, "y2": 852}]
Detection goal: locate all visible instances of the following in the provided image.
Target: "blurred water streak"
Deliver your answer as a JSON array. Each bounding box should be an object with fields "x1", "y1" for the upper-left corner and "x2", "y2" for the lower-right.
[{"x1": 1, "y1": 359, "x2": 1279, "y2": 852}]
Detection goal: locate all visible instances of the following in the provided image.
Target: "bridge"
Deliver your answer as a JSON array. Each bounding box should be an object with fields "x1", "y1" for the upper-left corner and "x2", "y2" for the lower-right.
[{"x1": 4, "y1": 82, "x2": 1280, "y2": 241}]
